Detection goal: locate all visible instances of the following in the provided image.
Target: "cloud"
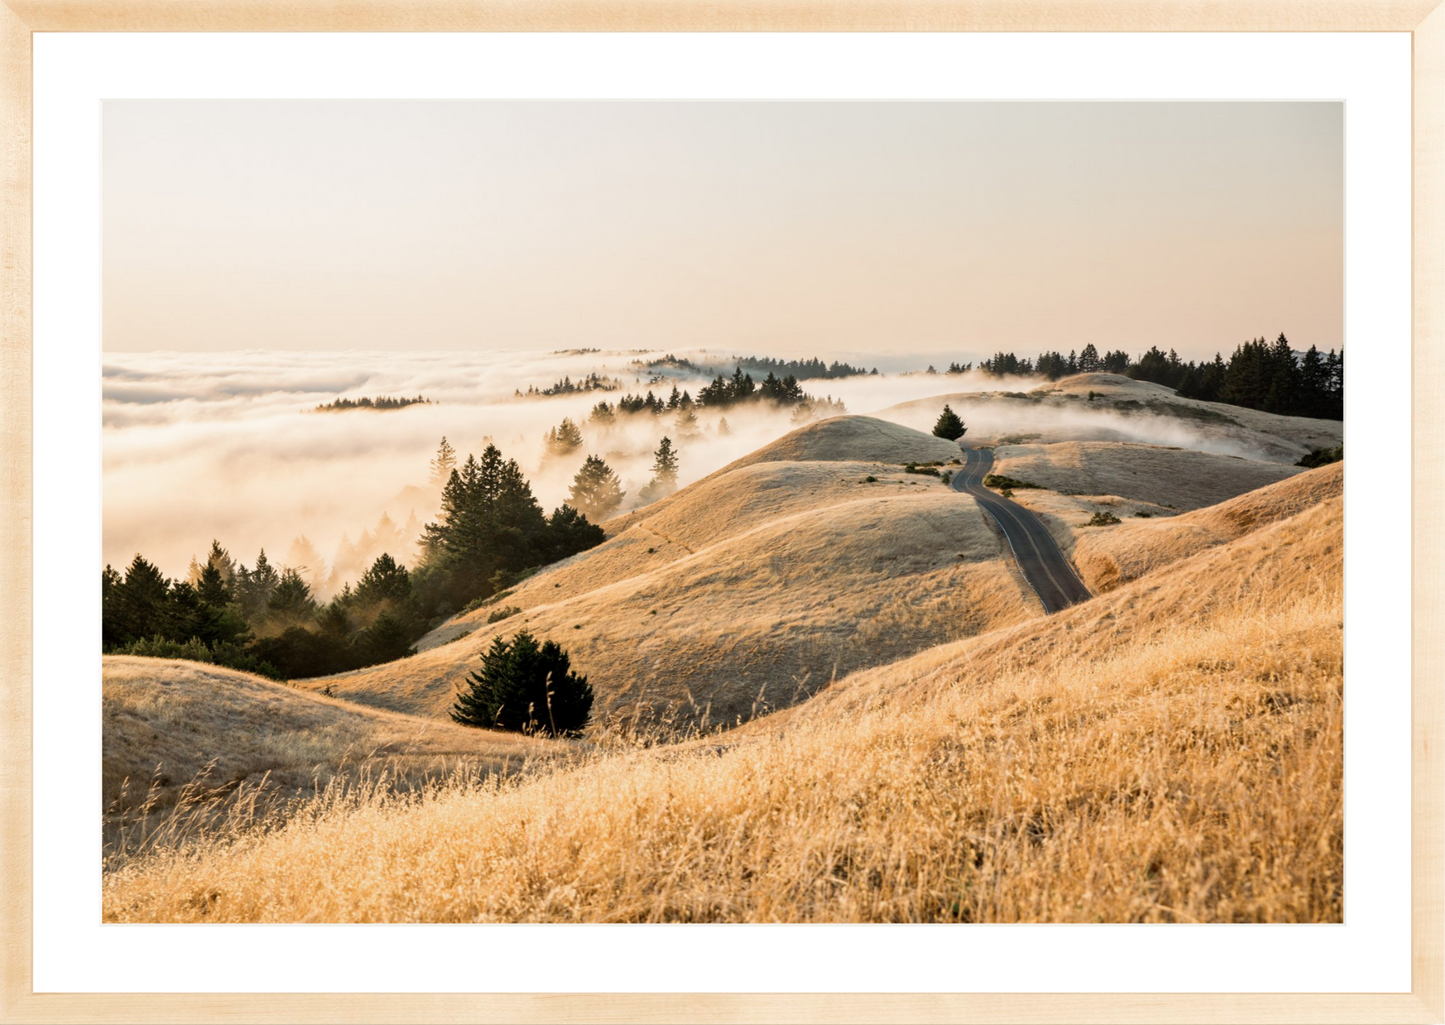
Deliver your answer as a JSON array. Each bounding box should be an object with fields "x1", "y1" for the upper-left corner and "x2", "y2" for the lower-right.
[{"x1": 102, "y1": 348, "x2": 1270, "y2": 584}]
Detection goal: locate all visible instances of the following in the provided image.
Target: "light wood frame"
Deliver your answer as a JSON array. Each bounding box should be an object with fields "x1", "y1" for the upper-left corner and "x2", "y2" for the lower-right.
[{"x1": 1, "y1": 4, "x2": 1440, "y2": 1023}]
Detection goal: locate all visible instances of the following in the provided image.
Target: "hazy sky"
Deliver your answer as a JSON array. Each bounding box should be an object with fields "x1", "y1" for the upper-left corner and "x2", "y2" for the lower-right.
[{"x1": 103, "y1": 101, "x2": 1342, "y2": 361}]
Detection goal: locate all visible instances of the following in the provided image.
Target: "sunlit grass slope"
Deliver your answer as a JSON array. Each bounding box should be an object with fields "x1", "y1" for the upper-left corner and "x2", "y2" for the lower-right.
[
  {"x1": 990, "y1": 439, "x2": 1303, "y2": 511},
  {"x1": 103, "y1": 490, "x2": 1342, "y2": 923},
  {"x1": 103, "y1": 656, "x2": 560, "y2": 821},
  {"x1": 313, "y1": 477, "x2": 1037, "y2": 727}
]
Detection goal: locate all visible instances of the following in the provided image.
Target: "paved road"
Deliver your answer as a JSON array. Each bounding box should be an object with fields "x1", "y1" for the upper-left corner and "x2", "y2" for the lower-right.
[{"x1": 951, "y1": 446, "x2": 1093, "y2": 614}]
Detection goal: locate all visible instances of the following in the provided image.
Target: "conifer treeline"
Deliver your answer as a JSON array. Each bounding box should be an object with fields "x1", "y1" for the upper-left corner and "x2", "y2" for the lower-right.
[
  {"x1": 960, "y1": 335, "x2": 1343, "y2": 420},
  {"x1": 102, "y1": 440, "x2": 607, "y2": 680},
  {"x1": 725, "y1": 355, "x2": 876, "y2": 380},
  {"x1": 314, "y1": 394, "x2": 430, "y2": 412}
]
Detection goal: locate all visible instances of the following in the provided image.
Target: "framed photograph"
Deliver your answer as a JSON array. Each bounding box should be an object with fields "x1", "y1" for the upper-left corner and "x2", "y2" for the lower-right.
[{"x1": 2, "y1": 3, "x2": 1441, "y2": 1023}]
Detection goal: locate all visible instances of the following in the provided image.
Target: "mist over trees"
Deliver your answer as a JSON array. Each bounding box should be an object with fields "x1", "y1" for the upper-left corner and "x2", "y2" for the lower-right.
[
  {"x1": 568, "y1": 455, "x2": 626, "y2": 522},
  {"x1": 729, "y1": 355, "x2": 876, "y2": 379},
  {"x1": 638, "y1": 437, "x2": 680, "y2": 503},
  {"x1": 314, "y1": 394, "x2": 429, "y2": 412},
  {"x1": 964, "y1": 335, "x2": 1342, "y2": 420},
  {"x1": 103, "y1": 438, "x2": 608, "y2": 681}
]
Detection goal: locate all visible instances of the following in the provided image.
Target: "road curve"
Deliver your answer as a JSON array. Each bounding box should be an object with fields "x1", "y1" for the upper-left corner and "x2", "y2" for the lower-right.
[{"x1": 951, "y1": 446, "x2": 1093, "y2": 614}]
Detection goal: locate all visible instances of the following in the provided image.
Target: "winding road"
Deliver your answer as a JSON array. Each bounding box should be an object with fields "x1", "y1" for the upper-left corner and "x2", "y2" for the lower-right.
[{"x1": 951, "y1": 446, "x2": 1093, "y2": 614}]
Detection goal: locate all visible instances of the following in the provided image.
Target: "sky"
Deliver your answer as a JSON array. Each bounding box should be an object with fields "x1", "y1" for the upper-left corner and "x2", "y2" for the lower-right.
[{"x1": 103, "y1": 100, "x2": 1343, "y2": 362}]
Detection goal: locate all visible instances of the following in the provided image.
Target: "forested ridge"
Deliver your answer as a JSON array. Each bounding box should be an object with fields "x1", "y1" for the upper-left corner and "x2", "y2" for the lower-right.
[{"x1": 946, "y1": 334, "x2": 1342, "y2": 420}]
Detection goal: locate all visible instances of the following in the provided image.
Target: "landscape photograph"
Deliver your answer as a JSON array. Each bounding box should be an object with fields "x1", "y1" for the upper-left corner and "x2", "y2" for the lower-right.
[{"x1": 99, "y1": 100, "x2": 1344, "y2": 923}]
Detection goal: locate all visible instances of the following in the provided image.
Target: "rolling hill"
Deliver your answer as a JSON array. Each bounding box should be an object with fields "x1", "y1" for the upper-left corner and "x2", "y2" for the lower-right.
[
  {"x1": 307, "y1": 419, "x2": 1040, "y2": 726},
  {"x1": 103, "y1": 656, "x2": 560, "y2": 822},
  {"x1": 103, "y1": 459, "x2": 1343, "y2": 923}
]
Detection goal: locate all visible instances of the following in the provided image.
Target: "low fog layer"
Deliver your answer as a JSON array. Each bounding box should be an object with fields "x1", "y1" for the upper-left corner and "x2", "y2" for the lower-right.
[{"x1": 102, "y1": 348, "x2": 1270, "y2": 589}]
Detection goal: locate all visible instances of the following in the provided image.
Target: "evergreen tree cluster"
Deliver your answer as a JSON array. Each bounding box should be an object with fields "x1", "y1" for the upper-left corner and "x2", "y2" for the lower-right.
[
  {"x1": 104, "y1": 439, "x2": 609, "y2": 681},
  {"x1": 515, "y1": 373, "x2": 618, "y2": 398},
  {"x1": 723, "y1": 355, "x2": 876, "y2": 380},
  {"x1": 103, "y1": 542, "x2": 426, "y2": 680},
  {"x1": 450, "y1": 629, "x2": 593, "y2": 735},
  {"x1": 964, "y1": 335, "x2": 1342, "y2": 420},
  {"x1": 417, "y1": 443, "x2": 604, "y2": 613},
  {"x1": 313, "y1": 395, "x2": 429, "y2": 412}
]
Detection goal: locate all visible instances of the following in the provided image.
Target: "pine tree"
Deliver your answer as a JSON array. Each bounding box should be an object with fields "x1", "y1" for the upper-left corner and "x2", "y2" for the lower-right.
[
  {"x1": 353, "y1": 611, "x2": 414, "y2": 667},
  {"x1": 450, "y1": 630, "x2": 593, "y2": 735},
  {"x1": 639, "y1": 437, "x2": 680, "y2": 502},
  {"x1": 932, "y1": 404, "x2": 967, "y2": 441},
  {"x1": 544, "y1": 505, "x2": 605, "y2": 562},
  {"x1": 567, "y1": 455, "x2": 625, "y2": 521},
  {"x1": 716, "y1": 417, "x2": 731, "y2": 436},
  {"x1": 420, "y1": 443, "x2": 550, "y2": 607},
  {"x1": 429, "y1": 437, "x2": 457, "y2": 487},
  {"x1": 589, "y1": 401, "x2": 616, "y2": 427},
  {"x1": 674, "y1": 406, "x2": 701, "y2": 439},
  {"x1": 543, "y1": 418, "x2": 584, "y2": 459},
  {"x1": 373, "y1": 513, "x2": 403, "y2": 556},
  {"x1": 105, "y1": 555, "x2": 172, "y2": 647},
  {"x1": 266, "y1": 568, "x2": 317, "y2": 623},
  {"x1": 353, "y1": 552, "x2": 413, "y2": 611}
]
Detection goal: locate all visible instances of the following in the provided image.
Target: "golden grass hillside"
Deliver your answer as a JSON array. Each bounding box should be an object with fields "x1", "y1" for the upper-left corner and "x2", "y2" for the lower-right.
[
  {"x1": 434, "y1": 458, "x2": 953, "y2": 622},
  {"x1": 990, "y1": 440, "x2": 1303, "y2": 511},
  {"x1": 104, "y1": 657, "x2": 560, "y2": 823},
  {"x1": 1023, "y1": 461, "x2": 1344, "y2": 593},
  {"x1": 876, "y1": 373, "x2": 1341, "y2": 463},
  {"x1": 102, "y1": 489, "x2": 1342, "y2": 923},
  {"x1": 311, "y1": 477, "x2": 1038, "y2": 726}
]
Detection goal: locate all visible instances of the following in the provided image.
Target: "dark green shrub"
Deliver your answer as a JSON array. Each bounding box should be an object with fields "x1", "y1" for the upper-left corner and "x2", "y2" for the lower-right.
[
  {"x1": 983, "y1": 473, "x2": 1039, "y2": 490},
  {"x1": 353, "y1": 611, "x2": 414, "y2": 667},
  {"x1": 487, "y1": 605, "x2": 522, "y2": 624},
  {"x1": 249, "y1": 626, "x2": 355, "y2": 679},
  {"x1": 1296, "y1": 445, "x2": 1343, "y2": 468},
  {"x1": 1084, "y1": 511, "x2": 1122, "y2": 527},
  {"x1": 451, "y1": 630, "x2": 593, "y2": 735}
]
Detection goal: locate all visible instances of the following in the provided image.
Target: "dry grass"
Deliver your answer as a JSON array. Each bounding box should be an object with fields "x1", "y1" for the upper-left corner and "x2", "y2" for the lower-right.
[
  {"x1": 1058, "y1": 462, "x2": 1344, "y2": 593},
  {"x1": 991, "y1": 440, "x2": 1302, "y2": 511},
  {"x1": 102, "y1": 496, "x2": 1341, "y2": 923},
  {"x1": 313, "y1": 478, "x2": 1037, "y2": 726},
  {"x1": 323, "y1": 419, "x2": 1035, "y2": 726},
  {"x1": 103, "y1": 657, "x2": 563, "y2": 848}
]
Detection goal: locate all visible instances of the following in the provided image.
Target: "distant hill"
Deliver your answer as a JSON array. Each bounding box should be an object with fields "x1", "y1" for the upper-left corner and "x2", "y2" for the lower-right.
[{"x1": 876, "y1": 373, "x2": 1343, "y2": 463}]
